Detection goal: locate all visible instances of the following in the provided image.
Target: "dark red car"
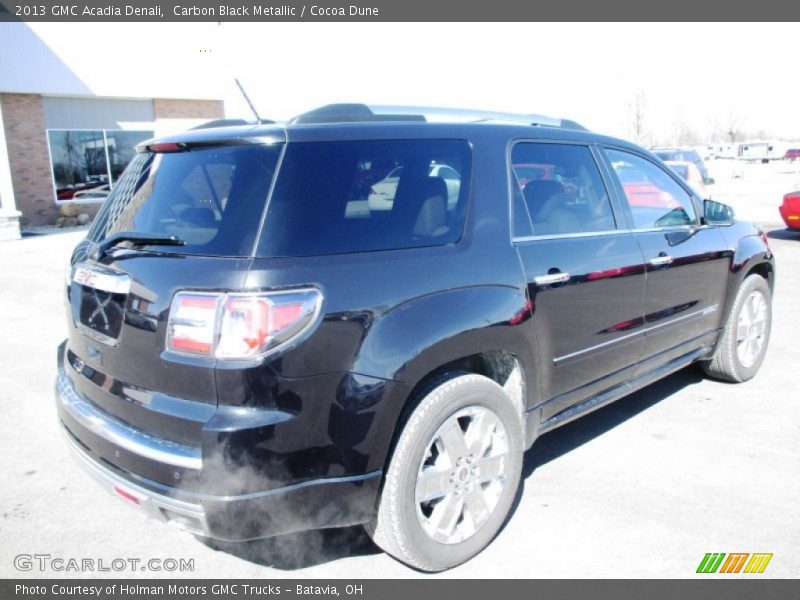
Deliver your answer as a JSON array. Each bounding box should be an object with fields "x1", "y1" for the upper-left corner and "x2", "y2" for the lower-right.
[{"x1": 783, "y1": 149, "x2": 800, "y2": 161}]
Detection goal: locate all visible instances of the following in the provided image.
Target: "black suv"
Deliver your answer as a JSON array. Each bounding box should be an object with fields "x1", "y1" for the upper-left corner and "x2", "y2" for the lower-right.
[{"x1": 57, "y1": 105, "x2": 774, "y2": 571}]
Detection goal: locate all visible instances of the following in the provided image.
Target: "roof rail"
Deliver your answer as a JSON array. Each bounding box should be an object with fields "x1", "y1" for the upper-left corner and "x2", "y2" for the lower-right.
[
  {"x1": 289, "y1": 104, "x2": 588, "y2": 131},
  {"x1": 190, "y1": 118, "x2": 275, "y2": 130},
  {"x1": 558, "y1": 119, "x2": 589, "y2": 132}
]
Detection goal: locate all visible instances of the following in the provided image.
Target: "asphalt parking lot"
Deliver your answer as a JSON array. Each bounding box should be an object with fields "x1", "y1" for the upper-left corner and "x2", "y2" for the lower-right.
[{"x1": 1, "y1": 160, "x2": 798, "y2": 578}]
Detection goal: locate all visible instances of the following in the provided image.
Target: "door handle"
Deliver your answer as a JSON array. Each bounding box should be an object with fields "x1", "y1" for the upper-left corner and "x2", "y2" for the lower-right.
[
  {"x1": 648, "y1": 255, "x2": 673, "y2": 267},
  {"x1": 534, "y1": 272, "x2": 571, "y2": 286}
]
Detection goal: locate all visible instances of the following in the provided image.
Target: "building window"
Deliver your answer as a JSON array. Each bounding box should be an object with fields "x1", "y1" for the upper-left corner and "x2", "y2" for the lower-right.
[{"x1": 46, "y1": 129, "x2": 153, "y2": 203}]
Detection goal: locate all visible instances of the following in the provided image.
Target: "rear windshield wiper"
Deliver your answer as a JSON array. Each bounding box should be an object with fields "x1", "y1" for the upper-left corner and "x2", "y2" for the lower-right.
[{"x1": 91, "y1": 231, "x2": 185, "y2": 261}]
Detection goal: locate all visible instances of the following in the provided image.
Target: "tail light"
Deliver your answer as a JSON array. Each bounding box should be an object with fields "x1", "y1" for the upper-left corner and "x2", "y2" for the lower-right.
[
  {"x1": 147, "y1": 142, "x2": 186, "y2": 153},
  {"x1": 167, "y1": 288, "x2": 322, "y2": 360}
]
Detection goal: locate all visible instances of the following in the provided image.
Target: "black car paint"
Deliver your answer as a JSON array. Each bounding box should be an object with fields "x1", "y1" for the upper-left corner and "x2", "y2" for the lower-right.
[{"x1": 57, "y1": 121, "x2": 774, "y2": 541}]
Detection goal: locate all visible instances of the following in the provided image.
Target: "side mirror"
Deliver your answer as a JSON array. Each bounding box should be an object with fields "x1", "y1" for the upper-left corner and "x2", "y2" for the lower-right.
[
  {"x1": 703, "y1": 199, "x2": 735, "y2": 226},
  {"x1": 704, "y1": 176, "x2": 716, "y2": 185}
]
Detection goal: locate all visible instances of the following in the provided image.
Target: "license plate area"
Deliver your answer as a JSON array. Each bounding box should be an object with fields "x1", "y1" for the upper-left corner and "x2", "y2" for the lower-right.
[{"x1": 73, "y1": 265, "x2": 131, "y2": 346}]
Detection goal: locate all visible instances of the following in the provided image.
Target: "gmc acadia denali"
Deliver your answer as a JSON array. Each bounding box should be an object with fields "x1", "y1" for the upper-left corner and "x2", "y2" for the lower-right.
[{"x1": 57, "y1": 104, "x2": 774, "y2": 571}]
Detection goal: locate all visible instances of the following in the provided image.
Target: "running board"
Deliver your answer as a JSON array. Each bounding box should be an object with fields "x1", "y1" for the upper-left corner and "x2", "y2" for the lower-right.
[{"x1": 537, "y1": 346, "x2": 712, "y2": 434}]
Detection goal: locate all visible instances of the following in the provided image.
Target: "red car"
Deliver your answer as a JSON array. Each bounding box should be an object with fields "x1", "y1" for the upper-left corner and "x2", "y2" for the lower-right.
[
  {"x1": 614, "y1": 162, "x2": 680, "y2": 208},
  {"x1": 783, "y1": 149, "x2": 800, "y2": 161},
  {"x1": 513, "y1": 163, "x2": 556, "y2": 188},
  {"x1": 780, "y1": 191, "x2": 800, "y2": 230}
]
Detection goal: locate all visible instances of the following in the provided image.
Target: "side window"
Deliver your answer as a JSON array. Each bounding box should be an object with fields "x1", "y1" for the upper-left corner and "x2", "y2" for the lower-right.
[
  {"x1": 259, "y1": 139, "x2": 471, "y2": 257},
  {"x1": 346, "y1": 156, "x2": 464, "y2": 218},
  {"x1": 511, "y1": 143, "x2": 616, "y2": 236},
  {"x1": 605, "y1": 149, "x2": 698, "y2": 229}
]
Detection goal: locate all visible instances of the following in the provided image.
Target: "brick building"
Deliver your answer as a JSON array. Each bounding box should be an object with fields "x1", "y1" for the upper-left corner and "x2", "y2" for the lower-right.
[{"x1": 0, "y1": 24, "x2": 225, "y2": 239}]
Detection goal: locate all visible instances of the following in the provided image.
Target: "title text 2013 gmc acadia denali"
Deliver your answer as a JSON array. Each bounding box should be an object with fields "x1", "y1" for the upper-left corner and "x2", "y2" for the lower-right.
[{"x1": 57, "y1": 105, "x2": 774, "y2": 571}]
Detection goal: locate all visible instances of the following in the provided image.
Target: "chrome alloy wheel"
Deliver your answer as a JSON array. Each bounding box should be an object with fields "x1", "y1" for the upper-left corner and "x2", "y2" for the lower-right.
[
  {"x1": 414, "y1": 406, "x2": 509, "y2": 545},
  {"x1": 736, "y1": 289, "x2": 768, "y2": 368}
]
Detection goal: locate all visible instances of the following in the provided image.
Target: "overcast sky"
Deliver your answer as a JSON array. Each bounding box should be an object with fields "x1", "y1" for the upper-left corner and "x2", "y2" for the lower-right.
[{"x1": 25, "y1": 22, "x2": 799, "y2": 144}]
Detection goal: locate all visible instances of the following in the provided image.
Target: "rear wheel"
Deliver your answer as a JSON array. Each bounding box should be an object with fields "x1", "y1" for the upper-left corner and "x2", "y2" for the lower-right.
[
  {"x1": 702, "y1": 275, "x2": 772, "y2": 382},
  {"x1": 367, "y1": 373, "x2": 523, "y2": 571}
]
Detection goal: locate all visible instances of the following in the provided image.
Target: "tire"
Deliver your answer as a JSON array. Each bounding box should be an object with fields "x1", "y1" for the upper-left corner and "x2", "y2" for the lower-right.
[
  {"x1": 702, "y1": 275, "x2": 772, "y2": 382},
  {"x1": 367, "y1": 373, "x2": 523, "y2": 571}
]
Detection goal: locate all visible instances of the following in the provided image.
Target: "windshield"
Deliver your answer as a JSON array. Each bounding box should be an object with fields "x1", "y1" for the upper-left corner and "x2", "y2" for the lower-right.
[{"x1": 88, "y1": 144, "x2": 282, "y2": 257}]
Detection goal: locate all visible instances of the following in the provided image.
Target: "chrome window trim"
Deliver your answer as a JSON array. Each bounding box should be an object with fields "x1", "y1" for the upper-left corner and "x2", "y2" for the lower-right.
[
  {"x1": 512, "y1": 224, "x2": 710, "y2": 244},
  {"x1": 512, "y1": 229, "x2": 625, "y2": 243},
  {"x1": 630, "y1": 224, "x2": 709, "y2": 234},
  {"x1": 506, "y1": 138, "x2": 623, "y2": 242}
]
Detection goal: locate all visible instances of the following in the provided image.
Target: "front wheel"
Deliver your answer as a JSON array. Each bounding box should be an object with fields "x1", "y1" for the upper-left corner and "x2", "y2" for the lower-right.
[
  {"x1": 367, "y1": 373, "x2": 523, "y2": 571},
  {"x1": 702, "y1": 274, "x2": 772, "y2": 382}
]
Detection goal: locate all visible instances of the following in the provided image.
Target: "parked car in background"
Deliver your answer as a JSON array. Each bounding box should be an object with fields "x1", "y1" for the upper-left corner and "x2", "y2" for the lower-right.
[
  {"x1": 368, "y1": 162, "x2": 461, "y2": 211},
  {"x1": 652, "y1": 147, "x2": 714, "y2": 184},
  {"x1": 57, "y1": 104, "x2": 775, "y2": 572},
  {"x1": 56, "y1": 181, "x2": 108, "y2": 201},
  {"x1": 73, "y1": 184, "x2": 111, "y2": 201},
  {"x1": 783, "y1": 149, "x2": 800, "y2": 162},
  {"x1": 779, "y1": 191, "x2": 800, "y2": 230},
  {"x1": 665, "y1": 160, "x2": 707, "y2": 197},
  {"x1": 611, "y1": 159, "x2": 681, "y2": 211},
  {"x1": 511, "y1": 163, "x2": 556, "y2": 188}
]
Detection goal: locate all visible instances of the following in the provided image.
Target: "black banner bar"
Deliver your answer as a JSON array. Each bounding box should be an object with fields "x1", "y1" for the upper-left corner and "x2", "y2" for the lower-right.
[
  {"x1": 2, "y1": 0, "x2": 800, "y2": 22},
  {"x1": 3, "y1": 580, "x2": 800, "y2": 600}
]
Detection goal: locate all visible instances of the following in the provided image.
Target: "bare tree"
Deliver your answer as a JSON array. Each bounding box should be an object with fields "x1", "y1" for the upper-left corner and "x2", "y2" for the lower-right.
[
  {"x1": 712, "y1": 112, "x2": 744, "y2": 143},
  {"x1": 628, "y1": 90, "x2": 647, "y2": 144},
  {"x1": 671, "y1": 114, "x2": 700, "y2": 147}
]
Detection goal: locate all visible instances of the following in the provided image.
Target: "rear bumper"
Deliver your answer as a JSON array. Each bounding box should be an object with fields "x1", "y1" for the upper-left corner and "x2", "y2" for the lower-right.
[
  {"x1": 61, "y1": 427, "x2": 209, "y2": 536},
  {"x1": 56, "y1": 365, "x2": 383, "y2": 541}
]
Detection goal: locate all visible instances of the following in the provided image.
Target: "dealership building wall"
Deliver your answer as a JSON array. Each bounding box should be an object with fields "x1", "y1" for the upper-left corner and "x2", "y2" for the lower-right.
[
  {"x1": 0, "y1": 23, "x2": 228, "y2": 239},
  {"x1": 0, "y1": 93, "x2": 223, "y2": 235}
]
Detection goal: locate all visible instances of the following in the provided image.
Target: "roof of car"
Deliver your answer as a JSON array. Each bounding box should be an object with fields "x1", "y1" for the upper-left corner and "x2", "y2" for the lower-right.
[{"x1": 138, "y1": 104, "x2": 644, "y2": 154}]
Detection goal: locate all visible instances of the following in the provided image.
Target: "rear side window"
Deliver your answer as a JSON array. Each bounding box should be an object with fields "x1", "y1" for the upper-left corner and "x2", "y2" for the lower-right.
[
  {"x1": 605, "y1": 149, "x2": 697, "y2": 229},
  {"x1": 258, "y1": 139, "x2": 471, "y2": 257},
  {"x1": 89, "y1": 145, "x2": 281, "y2": 256},
  {"x1": 511, "y1": 143, "x2": 616, "y2": 237}
]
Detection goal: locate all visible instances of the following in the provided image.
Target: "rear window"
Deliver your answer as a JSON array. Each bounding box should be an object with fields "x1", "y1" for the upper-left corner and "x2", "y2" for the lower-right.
[
  {"x1": 257, "y1": 139, "x2": 471, "y2": 257},
  {"x1": 89, "y1": 144, "x2": 281, "y2": 256}
]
